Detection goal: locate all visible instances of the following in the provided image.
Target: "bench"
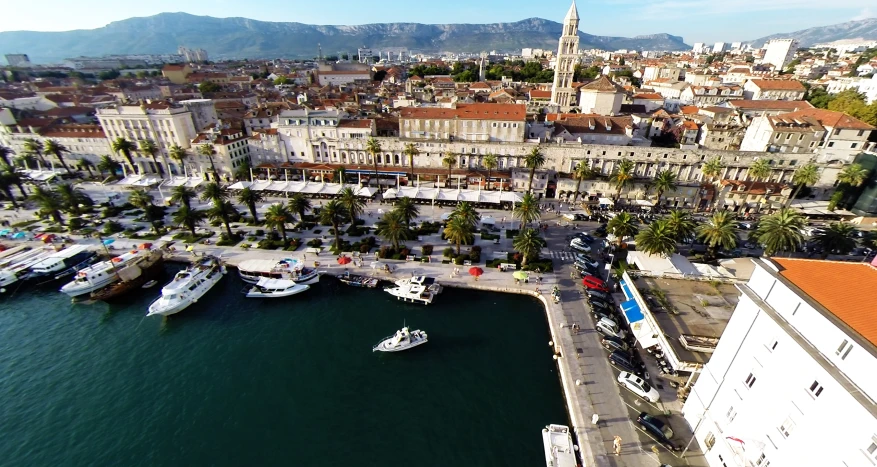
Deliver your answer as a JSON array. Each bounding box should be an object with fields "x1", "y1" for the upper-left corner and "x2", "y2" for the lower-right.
[{"x1": 498, "y1": 263, "x2": 518, "y2": 272}]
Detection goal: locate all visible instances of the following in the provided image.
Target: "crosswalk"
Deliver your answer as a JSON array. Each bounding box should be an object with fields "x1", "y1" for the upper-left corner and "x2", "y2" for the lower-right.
[{"x1": 544, "y1": 250, "x2": 577, "y2": 261}]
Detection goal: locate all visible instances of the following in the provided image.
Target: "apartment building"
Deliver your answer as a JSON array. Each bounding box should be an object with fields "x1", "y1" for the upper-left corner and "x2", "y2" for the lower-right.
[
  {"x1": 399, "y1": 103, "x2": 527, "y2": 143},
  {"x1": 739, "y1": 114, "x2": 826, "y2": 154},
  {"x1": 760, "y1": 39, "x2": 799, "y2": 70},
  {"x1": 682, "y1": 258, "x2": 877, "y2": 467},
  {"x1": 742, "y1": 80, "x2": 806, "y2": 101},
  {"x1": 680, "y1": 85, "x2": 744, "y2": 106},
  {"x1": 189, "y1": 128, "x2": 251, "y2": 181},
  {"x1": 1, "y1": 123, "x2": 112, "y2": 168}
]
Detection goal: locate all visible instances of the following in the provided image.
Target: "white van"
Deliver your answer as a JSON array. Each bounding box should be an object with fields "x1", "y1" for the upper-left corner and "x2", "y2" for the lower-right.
[{"x1": 596, "y1": 317, "x2": 626, "y2": 339}]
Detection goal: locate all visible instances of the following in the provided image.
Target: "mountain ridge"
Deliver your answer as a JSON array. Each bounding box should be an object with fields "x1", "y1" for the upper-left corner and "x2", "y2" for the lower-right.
[{"x1": 745, "y1": 17, "x2": 877, "y2": 48}]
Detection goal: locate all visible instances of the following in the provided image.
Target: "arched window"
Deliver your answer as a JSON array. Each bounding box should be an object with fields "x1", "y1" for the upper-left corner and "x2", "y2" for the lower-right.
[{"x1": 394, "y1": 154, "x2": 400, "y2": 165}]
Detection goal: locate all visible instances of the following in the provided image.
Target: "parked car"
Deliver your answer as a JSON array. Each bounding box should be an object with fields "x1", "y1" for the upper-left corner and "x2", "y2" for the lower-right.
[
  {"x1": 582, "y1": 275, "x2": 609, "y2": 292},
  {"x1": 617, "y1": 372, "x2": 660, "y2": 402},
  {"x1": 594, "y1": 225, "x2": 608, "y2": 236},
  {"x1": 585, "y1": 289, "x2": 611, "y2": 301},
  {"x1": 562, "y1": 213, "x2": 577, "y2": 221},
  {"x1": 574, "y1": 254, "x2": 599, "y2": 269},
  {"x1": 636, "y1": 412, "x2": 679, "y2": 450},
  {"x1": 595, "y1": 317, "x2": 625, "y2": 339},
  {"x1": 601, "y1": 335, "x2": 629, "y2": 352},
  {"x1": 570, "y1": 238, "x2": 592, "y2": 253},
  {"x1": 589, "y1": 298, "x2": 612, "y2": 312},
  {"x1": 609, "y1": 351, "x2": 643, "y2": 376},
  {"x1": 574, "y1": 262, "x2": 598, "y2": 275},
  {"x1": 573, "y1": 232, "x2": 595, "y2": 243}
]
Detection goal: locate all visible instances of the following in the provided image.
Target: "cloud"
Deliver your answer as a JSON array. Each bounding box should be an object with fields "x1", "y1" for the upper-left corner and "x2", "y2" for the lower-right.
[{"x1": 852, "y1": 7, "x2": 875, "y2": 20}]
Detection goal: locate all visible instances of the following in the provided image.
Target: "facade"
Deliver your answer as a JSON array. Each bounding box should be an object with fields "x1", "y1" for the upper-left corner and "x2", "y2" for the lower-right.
[
  {"x1": 680, "y1": 85, "x2": 744, "y2": 106},
  {"x1": 682, "y1": 258, "x2": 877, "y2": 467},
  {"x1": 577, "y1": 76, "x2": 624, "y2": 115},
  {"x1": 177, "y1": 46, "x2": 208, "y2": 62},
  {"x1": 190, "y1": 128, "x2": 251, "y2": 181},
  {"x1": 724, "y1": 100, "x2": 814, "y2": 120},
  {"x1": 714, "y1": 180, "x2": 792, "y2": 213},
  {"x1": 742, "y1": 80, "x2": 806, "y2": 101},
  {"x1": 699, "y1": 123, "x2": 745, "y2": 151},
  {"x1": 4, "y1": 54, "x2": 31, "y2": 67},
  {"x1": 550, "y1": 1, "x2": 580, "y2": 111},
  {"x1": 179, "y1": 99, "x2": 219, "y2": 132},
  {"x1": 399, "y1": 104, "x2": 527, "y2": 143},
  {"x1": 760, "y1": 39, "x2": 799, "y2": 70},
  {"x1": 739, "y1": 114, "x2": 826, "y2": 154},
  {"x1": 161, "y1": 64, "x2": 192, "y2": 85},
  {"x1": 549, "y1": 115, "x2": 636, "y2": 145},
  {"x1": 1, "y1": 124, "x2": 112, "y2": 169},
  {"x1": 248, "y1": 129, "x2": 287, "y2": 166},
  {"x1": 317, "y1": 71, "x2": 372, "y2": 86}
]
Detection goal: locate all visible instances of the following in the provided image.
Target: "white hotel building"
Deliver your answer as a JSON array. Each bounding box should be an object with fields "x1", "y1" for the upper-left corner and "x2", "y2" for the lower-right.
[{"x1": 682, "y1": 258, "x2": 877, "y2": 467}]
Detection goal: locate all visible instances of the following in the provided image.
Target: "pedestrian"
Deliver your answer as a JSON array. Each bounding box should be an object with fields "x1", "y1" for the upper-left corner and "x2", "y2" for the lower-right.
[{"x1": 613, "y1": 436, "x2": 622, "y2": 456}]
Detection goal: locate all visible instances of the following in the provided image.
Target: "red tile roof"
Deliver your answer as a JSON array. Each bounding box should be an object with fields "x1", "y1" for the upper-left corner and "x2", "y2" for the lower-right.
[
  {"x1": 778, "y1": 108, "x2": 875, "y2": 131},
  {"x1": 580, "y1": 76, "x2": 625, "y2": 93},
  {"x1": 338, "y1": 119, "x2": 372, "y2": 129},
  {"x1": 632, "y1": 92, "x2": 663, "y2": 100},
  {"x1": 748, "y1": 79, "x2": 806, "y2": 91},
  {"x1": 400, "y1": 103, "x2": 526, "y2": 121},
  {"x1": 529, "y1": 90, "x2": 552, "y2": 99},
  {"x1": 727, "y1": 100, "x2": 813, "y2": 111}
]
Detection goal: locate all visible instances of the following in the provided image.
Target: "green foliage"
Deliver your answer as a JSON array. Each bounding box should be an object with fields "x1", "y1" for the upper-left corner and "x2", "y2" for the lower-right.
[
  {"x1": 484, "y1": 60, "x2": 554, "y2": 83},
  {"x1": 409, "y1": 64, "x2": 451, "y2": 77},
  {"x1": 421, "y1": 244, "x2": 434, "y2": 256},
  {"x1": 808, "y1": 88, "x2": 877, "y2": 125},
  {"x1": 98, "y1": 69, "x2": 120, "y2": 80},
  {"x1": 102, "y1": 220, "x2": 124, "y2": 235},
  {"x1": 199, "y1": 81, "x2": 222, "y2": 93}
]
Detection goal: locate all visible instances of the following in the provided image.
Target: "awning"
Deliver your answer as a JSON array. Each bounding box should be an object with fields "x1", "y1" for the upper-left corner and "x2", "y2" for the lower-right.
[
  {"x1": 621, "y1": 299, "x2": 644, "y2": 323},
  {"x1": 620, "y1": 279, "x2": 633, "y2": 300},
  {"x1": 598, "y1": 197, "x2": 614, "y2": 206}
]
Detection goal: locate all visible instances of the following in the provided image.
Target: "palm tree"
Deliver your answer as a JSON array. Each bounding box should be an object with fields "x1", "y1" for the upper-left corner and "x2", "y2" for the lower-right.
[
  {"x1": 755, "y1": 208, "x2": 805, "y2": 256},
  {"x1": 443, "y1": 216, "x2": 474, "y2": 256},
  {"x1": 651, "y1": 169, "x2": 678, "y2": 208},
  {"x1": 169, "y1": 145, "x2": 189, "y2": 175},
  {"x1": 483, "y1": 153, "x2": 498, "y2": 190},
  {"x1": 393, "y1": 196, "x2": 420, "y2": 229},
  {"x1": 288, "y1": 193, "x2": 312, "y2": 223},
  {"x1": 339, "y1": 187, "x2": 365, "y2": 224},
  {"x1": 610, "y1": 159, "x2": 635, "y2": 201},
  {"x1": 700, "y1": 157, "x2": 725, "y2": 209},
  {"x1": 14, "y1": 153, "x2": 37, "y2": 170},
  {"x1": 635, "y1": 219, "x2": 677, "y2": 257},
  {"x1": 56, "y1": 183, "x2": 93, "y2": 215},
  {"x1": 836, "y1": 163, "x2": 869, "y2": 188},
  {"x1": 813, "y1": 222, "x2": 857, "y2": 258},
  {"x1": 0, "y1": 171, "x2": 19, "y2": 209},
  {"x1": 0, "y1": 145, "x2": 14, "y2": 167},
  {"x1": 513, "y1": 192, "x2": 541, "y2": 228},
  {"x1": 138, "y1": 139, "x2": 163, "y2": 175},
  {"x1": 234, "y1": 160, "x2": 251, "y2": 182},
  {"x1": 747, "y1": 158, "x2": 772, "y2": 183},
  {"x1": 513, "y1": 228, "x2": 543, "y2": 267},
  {"x1": 237, "y1": 187, "x2": 263, "y2": 223},
  {"x1": 111, "y1": 137, "x2": 137, "y2": 174},
  {"x1": 607, "y1": 212, "x2": 638, "y2": 247},
  {"x1": 376, "y1": 210, "x2": 410, "y2": 250},
  {"x1": 198, "y1": 144, "x2": 219, "y2": 181},
  {"x1": 23, "y1": 138, "x2": 46, "y2": 167},
  {"x1": 450, "y1": 201, "x2": 479, "y2": 229},
  {"x1": 2, "y1": 165, "x2": 27, "y2": 198},
  {"x1": 170, "y1": 185, "x2": 197, "y2": 210},
  {"x1": 365, "y1": 137, "x2": 383, "y2": 193},
  {"x1": 441, "y1": 151, "x2": 458, "y2": 188},
  {"x1": 320, "y1": 199, "x2": 346, "y2": 250},
  {"x1": 264, "y1": 202, "x2": 295, "y2": 240},
  {"x1": 665, "y1": 210, "x2": 697, "y2": 243},
  {"x1": 77, "y1": 159, "x2": 96, "y2": 178},
  {"x1": 97, "y1": 155, "x2": 120, "y2": 179},
  {"x1": 786, "y1": 162, "x2": 820, "y2": 207},
  {"x1": 201, "y1": 182, "x2": 233, "y2": 237},
  {"x1": 31, "y1": 186, "x2": 65, "y2": 224},
  {"x1": 128, "y1": 189, "x2": 160, "y2": 233},
  {"x1": 172, "y1": 206, "x2": 206, "y2": 237},
  {"x1": 524, "y1": 147, "x2": 546, "y2": 193},
  {"x1": 403, "y1": 143, "x2": 419, "y2": 184},
  {"x1": 697, "y1": 211, "x2": 737, "y2": 258},
  {"x1": 571, "y1": 161, "x2": 593, "y2": 204}
]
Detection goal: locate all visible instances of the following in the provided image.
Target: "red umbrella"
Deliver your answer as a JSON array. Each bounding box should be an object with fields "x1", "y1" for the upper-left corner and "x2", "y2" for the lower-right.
[
  {"x1": 469, "y1": 267, "x2": 484, "y2": 280},
  {"x1": 337, "y1": 256, "x2": 352, "y2": 265}
]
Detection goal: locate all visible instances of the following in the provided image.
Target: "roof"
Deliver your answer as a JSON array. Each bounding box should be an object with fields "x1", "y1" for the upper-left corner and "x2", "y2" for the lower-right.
[
  {"x1": 400, "y1": 103, "x2": 526, "y2": 121},
  {"x1": 579, "y1": 75, "x2": 625, "y2": 93},
  {"x1": 779, "y1": 108, "x2": 876, "y2": 131},
  {"x1": 338, "y1": 119, "x2": 372, "y2": 129},
  {"x1": 727, "y1": 100, "x2": 813, "y2": 111},
  {"x1": 529, "y1": 90, "x2": 552, "y2": 99},
  {"x1": 773, "y1": 258, "x2": 877, "y2": 348},
  {"x1": 632, "y1": 92, "x2": 663, "y2": 100},
  {"x1": 719, "y1": 179, "x2": 788, "y2": 194},
  {"x1": 680, "y1": 105, "x2": 700, "y2": 115},
  {"x1": 767, "y1": 114, "x2": 824, "y2": 132},
  {"x1": 747, "y1": 79, "x2": 806, "y2": 91}
]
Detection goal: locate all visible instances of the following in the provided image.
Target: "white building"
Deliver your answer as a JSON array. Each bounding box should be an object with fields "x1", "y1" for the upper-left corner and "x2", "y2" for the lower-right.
[
  {"x1": 714, "y1": 42, "x2": 726, "y2": 53},
  {"x1": 550, "y1": 1, "x2": 580, "y2": 111},
  {"x1": 693, "y1": 43, "x2": 706, "y2": 54},
  {"x1": 682, "y1": 258, "x2": 877, "y2": 467},
  {"x1": 760, "y1": 39, "x2": 799, "y2": 70},
  {"x1": 4, "y1": 54, "x2": 31, "y2": 67}
]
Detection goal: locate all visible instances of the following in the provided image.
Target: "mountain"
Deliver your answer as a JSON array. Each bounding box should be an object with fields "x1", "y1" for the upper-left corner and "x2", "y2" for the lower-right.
[
  {"x1": 0, "y1": 13, "x2": 689, "y2": 63},
  {"x1": 745, "y1": 18, "x2": 877, "y2": 48}
]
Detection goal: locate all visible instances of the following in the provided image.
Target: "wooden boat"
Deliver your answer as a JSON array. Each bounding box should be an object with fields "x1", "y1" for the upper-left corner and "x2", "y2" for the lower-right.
[
  {"x1": 90, "y1": 250, "x2": 165, "y2": 301},
  {"x1": 336, "y1": 271, "x2": 379, "y2": 288}
]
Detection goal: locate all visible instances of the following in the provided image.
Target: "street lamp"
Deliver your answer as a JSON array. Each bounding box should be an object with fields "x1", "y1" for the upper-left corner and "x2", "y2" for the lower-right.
[{"x1": 606, "y1": 253, "x2": 615, "y2": 282}]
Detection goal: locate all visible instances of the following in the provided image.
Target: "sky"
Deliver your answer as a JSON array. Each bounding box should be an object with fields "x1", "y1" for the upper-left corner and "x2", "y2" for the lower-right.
[{"x1": 0, "y1": 0, "x2": 874, "y2": 44}]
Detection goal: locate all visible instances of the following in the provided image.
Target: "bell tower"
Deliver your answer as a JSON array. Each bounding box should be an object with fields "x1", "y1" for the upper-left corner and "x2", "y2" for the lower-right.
[{"x1": 550, "y1": 1, "x2": 580, "y2": 112}]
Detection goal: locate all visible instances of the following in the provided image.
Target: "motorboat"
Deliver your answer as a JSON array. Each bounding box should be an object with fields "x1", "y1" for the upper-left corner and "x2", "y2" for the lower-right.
[
  {"x1": 237, "y1": 257, "x2": 320, "y2": 285},
  {"x1": 147, "y1": 255, "x2": 225, "y2": 317},
  {"x1": 384, "y1": 283, "x2": 436, "y2": 305},
  {"x1": 60, "y1": 250, "x2": 144, "y2": 298},
  {"x1": 336, "y1": 270, "x2": 379, "y2": 288},
  {"x1": 244, "y1": 277, "x2": 310, "y2": 298},
  {"x1": 90, "y1": 250, "x2": 165, "y2": 301},
  {"x1": 372, "y1": 326, "x2": 428, "y2": 352},
  {"x1": 142, "y1": 280, "x2": 158, "y2": 289},
  {"x1": 393, "y1": 275, "x2": 439, "y2": 289},
  {"x1": 541, "y1": 424, "x2": 578, "y2": 467},
  {"x1": 27, "y1": 245, "x2": 97, "y2": 281},
  {"x1": 0, "y1": 247, "x2": 56, "y2": 291}
]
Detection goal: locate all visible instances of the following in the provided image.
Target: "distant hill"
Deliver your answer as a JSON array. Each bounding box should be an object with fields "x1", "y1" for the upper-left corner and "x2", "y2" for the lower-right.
[
  {"x1": 746, "y1": 18, "x2": 877, "y2": 48},
  {"x1": 0, "y1": 13, "x2": 690, "y2": 63}
]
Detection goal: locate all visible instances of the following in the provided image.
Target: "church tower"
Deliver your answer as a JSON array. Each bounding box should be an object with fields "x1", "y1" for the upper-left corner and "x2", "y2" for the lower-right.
[{"x1": 550, "y1": 1, "x2": 580, "y2": 112}]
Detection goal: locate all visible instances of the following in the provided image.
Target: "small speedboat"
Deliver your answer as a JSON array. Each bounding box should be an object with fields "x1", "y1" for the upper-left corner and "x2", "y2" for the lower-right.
[
  {"x1": 142, "y1": 280, "x2": 158, "y2": 289},
  {"x1": 244, "y1": 277, "x2": 310, "y2": 298},
  {"x1": 542, "y1": 424, "x2": 578, "y2": 467},
  {"x1": 337, "y1": 271, "x2": 379, "y2": 288},
  {"x1": 373, "y1": 326, "x2": 428, "y2": 352}
]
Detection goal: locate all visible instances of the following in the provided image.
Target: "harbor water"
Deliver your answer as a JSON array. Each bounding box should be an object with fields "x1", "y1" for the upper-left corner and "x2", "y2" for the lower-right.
[{"x1": 0, "y1": 266, "x2": 567, "y2": 466}]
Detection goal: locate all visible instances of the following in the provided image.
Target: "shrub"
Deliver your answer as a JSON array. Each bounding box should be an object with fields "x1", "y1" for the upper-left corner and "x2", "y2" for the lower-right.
[
  {"x1": 216, "y1": 233, "x2": 242, "y2": 247},
  {"x1": 399, "y1": 248, "x2": 410, "y2": 258},
  {"x1": 379, "y1": 246, "x2": 391, "y2": 258},
  {"x1": 267, "y1": 231, "x2": 280, "y2": 241},
  {"x1": 255, "y1": 229, "x2": 265, "y2": 236},
  {"x1": 360, "y1": 243, "x2": 371, "y2": 254},
  {"x1": 481, "y1": 232, "x2": 499, "y2": 241},
  {"x1": 421, "y1": 244, "x2": 434, "y2": 256},
  {"x1": 306, "y1": 238, "x2": 323, "y2": 248},
  {"x1": 102, "y1": 220, "x2": 124, "y2": 235},
  {"x1": 505, "y1": 229, "x2": 520, "y2": 239},
  {"x1": 443, "y1": 247, "x2": 454, "y2": 258},
  {"x1": 313, "y1": 229, "x2": 322, "y2": 234},
  {"x1": 454, "y1": 255, "x2": 469, "y2": 265},
  {"x1": 247, "y1": 236, "x2": 257, "y2": 242}
]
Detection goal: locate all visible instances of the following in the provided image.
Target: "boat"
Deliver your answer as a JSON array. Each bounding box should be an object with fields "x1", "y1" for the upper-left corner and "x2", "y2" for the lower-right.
[
  {"x1": 372, "y1": 326, "x2": 428, "y2": 352},
  {"x1": 89, "y1": 250, "x2": 165, "y2": 301},
  {"x1": 237, "y1": 258, "x2": 320, "y2": 285},
  {"x1": 59, "y1": 250, "x2": 144, "y2": 298},
  {"x1": 541, "y1": 424, "x2": 578, "y2": 467},
  {"x1": 0, "y1": 247, "x2": 56, "y2": 291},
  {"x1": 142, "y1": 280, "x2": 158, "y2": 289},
  {"x1": 27, "y1": 245, "x2": 97, "y2": 282},
  {"x1": 384, "y1": 282, "x2": 437, "y2": 305},
  {"x1": 147, "y1": 255, "x2": 225, "y2": 317},
  {"x1": 336, "y1": 270, "x2": 379, "y2": 288},
  {"x1": 393, "y1": 275, "x2": 442, "y2": 291},
  {"x1": 244, "y1": 277, "x2": 310, "y2": 298}
]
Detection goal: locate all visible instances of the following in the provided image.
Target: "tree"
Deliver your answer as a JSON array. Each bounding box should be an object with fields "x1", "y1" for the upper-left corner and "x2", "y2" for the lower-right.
[
  {"x1": 635, "y1": 219, "x2": 677, "y2": 257},
  {"x1": 0, "y1": 145, "x2": 14, "y2": 167},
  {"x1": 77, "y1": 158, "x2": 95, "y2": 177},
  {"x1": 97, "y1": 155, "x2": 120, "y2": 179},
  {"x1": 571, "y1": 161, "x2": 593, "y2": 204},
  {"x1": 138, "y1": 139, "x2": 164, "y2": 175},
  {"x1": 697, "y1": 211, "x2": 737, "y2": 258},
  {"x1": 365, "y1": 137, "x2": 383, "y2": 193},
  {"x1": 169, "y1": 145, "x2": 189, "y2": 175},
  {"x1": 513, "y1": 228, "x2": 543, "y2": 267},
  {"x1": 171, "y1": 186, "x2": 197, "y2": 210},
  {"x1": 755, "y1": 208, "x2": 805, "y2": 256},
  {"x1": 699, "y1": 156, "x2": 725, "y2": 209},
  {"x1": 376, "y1": 210, "x2": 410, "y2": 250},
  {"x1": 0, "y1": 170, "x2": 19, "y2": 209},
  {"x1": 320, "y1": 199, "x2": 346, "y2": 251},
  {"x1": 747, "y1": 158, "x2": 771, "y2": 182},
  {"x1": 111, "y1": 137, "x2": 137, "y2": 174},
  {"x1": 98, "y1": 69, "x2": 120, "y2": 80},
  {"x1": 650, "y1": 169, "x2": 678, "y2": 207},
  {"x1": 23, "y1": 138, "x2": 46, "y2": 167},
  {"x1": 265, "y1": 202, "x2": 295, "y2": 240},
  {"x1": 665, "y1": 210, "x2": 697, "y2": 243},
  {"x1": 393, "y1": 196, "x2": 420, "y2": 229},
  {"x1": 198, "y1": 144, "x2": 219, "y2": 181},
  {"x1": 31, "y1": 186, "x2": 65, "y2": 224},
  {"x1": 786, "y1": 162, "x2": 820, "y2": 207},
  {"x1": 513, "y1": 192, "x2": 541, "y2": 228},
  {"x1": 450, "y1": 201, "x2": 479, "y2": 229},
  {"x1": 610, "y1": 159, "x2": 635, "y2": 201},
  {"x1": 837, "y1": 163, "x2": 869, "y2": 188},
  {"x1": 288, "y1": 193, "x2": 312, "y2": 223},
  {"x1": 442, "y1": 151, "x2": 458, "y2": 188},
  {"x1": 128, "y1": 189, "x2": 160, "y2": 233},
  {"x1": 813, "y1": 222, "x2": 857, "y2": 258},
  {"x1": 172, "y1": 206, "x2": 206, "y2": 237},
  {"x1": 2, "y1": 165, "x2": 27, "y2": 198},
  {"x1": 237, "y1": 187, "x2": 263, "y2": 223},
  {"x1": 483, "y1": 153, "x2": 498, "y2": 190},
  {"x1": 56, "y1": 183, "x2": 93, "y2": 215},
  {"x1": 14, "y1": 153, "x2": 36, "y2": 170},
  {"x1": 273, "y1": 76, "x2": 289, "y2": 86},
  {"x1": 607, "y1": 212, "x2": 638, "y2": 246},
  {"x1": 524, "y1": 147, "x2": 546, "y2": 192},
  {"x1": 199, "y1": 81, "x2": 221, "y2": 93},
  {"x1": 403, "y1": 143, "x2": 419, "y2": 183},
  {"x1": 443, "y1": 216, "x2": 474, "y2": 256},
  {"x1": 201, "y1": 182, "x2": 234, "y2": 237},
  {"x1": 339, "y1": 187, "x2": 365, "y2": 224},
  {"x1": 234, "y1": 160, "x2": 252, "y2": 182}
]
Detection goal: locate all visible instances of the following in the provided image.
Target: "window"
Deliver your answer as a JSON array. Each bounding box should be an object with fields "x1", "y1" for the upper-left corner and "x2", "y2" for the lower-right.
[
  {"x1": 779, "y1": 416, "x2": 795, "y2": 438},
  {"x1": 771, "y1": 340, "x2": 778, "y2": 351},
  {"x1": 755, "y1": 453, "x2": 770, "y2": 466},
  {"x1": 851, "y1": 143, "x2": 858, "y2": 149},
  {"x1": 704, "y1": 432, "x2": 716, "y2": 450},
  {"x1": 837, "y1": 339, "x2": 853, "y2": 359},
  {"x1": 745, "y1": 373, "x2": 757, "y2": 388},
  {"x1": 808, "y1": 381, "x2": 824, "y2": 398},
  {"x1": 866, "y1": 440, "x2": 877, "y2": 462},
  {"x1": 726, "y1": 406, "x2": 737, "y2": 423},
  {"x1": 828, "y1": 142, "x2": 835, "y2": 148}
]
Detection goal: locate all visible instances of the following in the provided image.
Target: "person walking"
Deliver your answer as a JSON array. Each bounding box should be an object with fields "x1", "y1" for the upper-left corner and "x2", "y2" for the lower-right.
[{"x1": 613, "y1": 436, "x2": 622, "y2": 456}]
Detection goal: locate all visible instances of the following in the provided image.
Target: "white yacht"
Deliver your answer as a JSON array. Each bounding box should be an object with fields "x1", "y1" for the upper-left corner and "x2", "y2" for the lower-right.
[
  {"x1": 541, "y1": 424, "x2": 578, "y2": 467},
  {"x1": 147, "y1": 255, "x2": 225, "y2": 317},
  {"x1": 244, "y1": 277, "x2": 310, "y2": 298},
  {"x1": 28, "y1": 245, "x2": 97, "y2": 281},
  {"x1": 237, "y1": 258, "x2": 320, "y2": 285},
  {"x1": 0, "y1": 247, "x2": 55, "y2": 291},
  {"x1": 384, "y1": 282, "x2": 437, "y2": 305},
  {"x1": 373, "y1": 326, "x2": 428, "y2": 352},
  {"x1": 59, "y1": 250, "x2": 143, "y2": 298}
]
